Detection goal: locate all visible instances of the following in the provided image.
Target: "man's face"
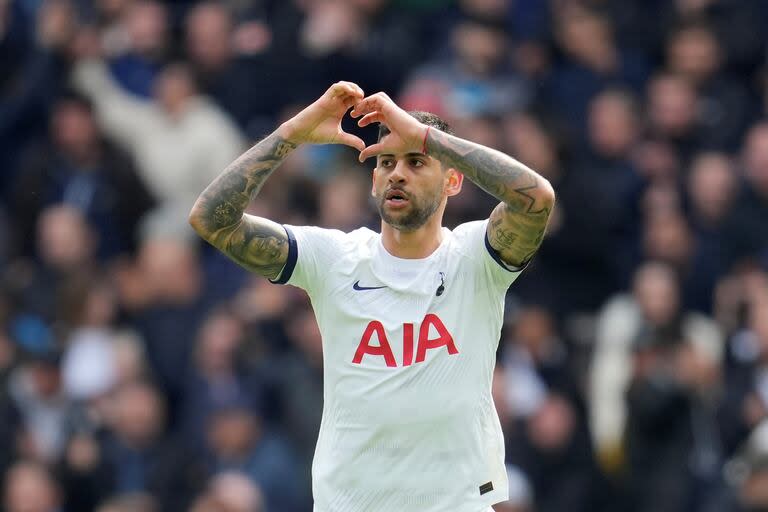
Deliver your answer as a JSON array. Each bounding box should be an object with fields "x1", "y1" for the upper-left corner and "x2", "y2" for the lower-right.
[
  {"x1": 51, "y1": 101, "x2": 97, "y2": 154},
  {"x1": 372, "y1": 137, "x2": 448, "y2": 231}
]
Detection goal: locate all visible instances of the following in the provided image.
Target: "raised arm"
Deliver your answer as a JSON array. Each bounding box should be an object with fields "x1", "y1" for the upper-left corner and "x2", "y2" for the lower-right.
[
  {"x1": 71, "y1": 58, "x2": 154, "y2": 148},
  {"x1": 189, "y1": 81, "x2": 365, "y2": 279},
  {"x1": 353, "y1": 92, "x2": 554, "y2": 268},
  {"x1": 188, "y1": 133, "x2": 297, "y2": 278},
  {"x1": 425, "y1": 130, "x2": 555, "y2": 268}
]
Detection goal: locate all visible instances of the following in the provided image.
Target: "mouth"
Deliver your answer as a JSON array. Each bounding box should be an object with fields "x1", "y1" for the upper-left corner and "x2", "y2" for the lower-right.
[{"x1": 384, "y1": 189, "x2": 409, "y2": 208}]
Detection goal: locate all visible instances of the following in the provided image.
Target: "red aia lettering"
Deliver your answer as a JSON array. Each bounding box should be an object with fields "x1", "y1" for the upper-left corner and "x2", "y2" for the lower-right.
[
  {"x1": 352, "y1": 321, "x2": 397, "y2": 367},
  {"x1": 415, "y1": 313, "x2": 458, "y2": 363},
  {"x1": 402, "y1": 323, "x2": 414, "y2": 367},
  {"x1": 352, "y1": 315, "x2": 457, "y2": 367}
]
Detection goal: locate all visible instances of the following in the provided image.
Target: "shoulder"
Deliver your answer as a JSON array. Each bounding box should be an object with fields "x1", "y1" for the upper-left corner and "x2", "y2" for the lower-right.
[
  {"x1": 286, "y1": 224, "x2": 379, "y2": 265},
  {"x1": 451, "y1": 219, "x2": 488, "y2": 240},
  {"x1": 449, "y1": 219, "x2": 528, "y2": 281},
  {"x1": 447, "y1": 220, "x2": 489, "y2": 256}
]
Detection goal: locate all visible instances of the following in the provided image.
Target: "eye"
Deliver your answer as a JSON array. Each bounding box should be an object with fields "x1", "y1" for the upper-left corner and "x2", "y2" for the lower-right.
[
  {"x1": 410, "y1": 158, "x2": 424, "y2": 168},
  {"x1": 380, "y1": 158, "x2": 394, "y2": 168}
]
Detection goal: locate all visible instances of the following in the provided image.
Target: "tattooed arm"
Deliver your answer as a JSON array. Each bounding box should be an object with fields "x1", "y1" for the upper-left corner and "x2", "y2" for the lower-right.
[
  {"x1": 188, "y1": 133, "x2": 296, "y2": 278},
  {"x1": 353, "y1": 92, "x2": 554, "y2": 268},
  {"x1": 425, "y1": 129, "x2": 555, "y2": 268},
  {"x1": 189, "y1": 81, "x2": 365, "y2": 278}
]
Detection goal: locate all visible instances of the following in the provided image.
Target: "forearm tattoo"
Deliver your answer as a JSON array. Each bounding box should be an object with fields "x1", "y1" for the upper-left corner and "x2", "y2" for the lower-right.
[
  {"x1": 191, "y1": 133, "x2": 297, "y2": 278},
  {"x1": 426, "y1": 129, "x2": 553, "y2": 266}
]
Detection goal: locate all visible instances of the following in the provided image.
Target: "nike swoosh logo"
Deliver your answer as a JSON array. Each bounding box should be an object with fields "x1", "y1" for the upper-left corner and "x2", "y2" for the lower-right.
[{"x1": 353, "y1": 280, "x2": 387, "y2": 291}]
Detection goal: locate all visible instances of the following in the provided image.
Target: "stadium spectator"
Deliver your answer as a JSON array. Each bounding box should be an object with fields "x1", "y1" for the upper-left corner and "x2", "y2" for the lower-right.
[
  {"x1": 400, "y1": 14, "x2": 530, "y2": 120},
  {"x1": 645, "y1": 71, "x2": 703, "y2": 163},
  {"x1": 72, "y1": 56, "x2": 244, "y2": 230},
  {"x1": 541, "y1": 89, "x2": 644, "y2": 312},
  {"x1": 179, "y1": 307, "x2": 260, "y2": 447},
  {"x1": 506, "y1": 393, "x2": 597, "y2": 512},
  {"x1": 100, "y1": 379, "x2": 206, "y2": 511},
  {"x1": 105, "y1": 0, "x2": 170, "y2": 98},
  {"x1": 724, "y1": 122, "x2": 768, "y2": 263},
  {"x1": 7, "y1": 205, "x2": 99, "y2": 324},
  {"x1": 183, "y1": 1, "x2": 275, "y2": 137},
  {"x1": 129, "y1": 234, "x2": 211, "y2": 406},
  {"x1": 269, "y1": 304, "x2": 324, "y2": 479},
  {"x1": 11, "y1": 91, "x2": 154, "y2": 259},
  {"x1": 189, "y1": 472, "x2": 264, "y2": 512},
  {"x1": 2, "y1": 460, "x2": 61, "y2": 512},
  {"x1": 58, "y1": 432, "x2": 115, "y2": 511},
  {"x1": 0, "y1": 0, "x2": 73, "y2": 195},
  {"x1": 625, "y1": 320, "x2": 722, "y2": 512},
  {"x1": 496, "y1": 307, "x2": 596, "y2": 511},
  {"x1": 719, "y1": 281, "x2": 768, "y2": 455},
  {"x1": 664, "y1": 20, "x2": 752, "y2": 151},
  {"x1": 686, "y1": 152, "x2": 738, "y2": 312},
  {"x1": 7, "y1": 346, "x2": 70, "y2": 463},
  {"x1": 205, "y1": 399, "x2": 305, "y2": 512},
  {"x1": 497, "y1": 307, "x2": 580, "y2": 421},
  {"x1": 589, "y1": 261, "x2": 722, "y2": 472},
  {"x1": 548, "y1": 4, "x2": 649, "y2": 131}
]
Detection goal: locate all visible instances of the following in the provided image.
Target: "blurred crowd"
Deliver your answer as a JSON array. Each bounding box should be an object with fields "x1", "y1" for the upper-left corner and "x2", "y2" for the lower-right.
[{"x1": 3, "y1": 0, "x2": 768, "y2": 511}]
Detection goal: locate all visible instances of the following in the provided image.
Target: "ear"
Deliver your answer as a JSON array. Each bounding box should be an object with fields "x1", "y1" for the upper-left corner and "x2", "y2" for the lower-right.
[{"x1": 445, "y1": 169, "x2": 463, "y2": 197}]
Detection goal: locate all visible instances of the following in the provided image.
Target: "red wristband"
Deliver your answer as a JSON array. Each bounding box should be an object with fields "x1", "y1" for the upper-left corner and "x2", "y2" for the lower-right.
[{"x1": 421, "y1": 126, "x2": 431, "y2": 155}]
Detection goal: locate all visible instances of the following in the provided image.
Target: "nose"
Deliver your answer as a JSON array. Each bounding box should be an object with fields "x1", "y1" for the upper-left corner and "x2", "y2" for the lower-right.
[{"x1": 388, "y1": 160, "x2": 408, "y2": 184}]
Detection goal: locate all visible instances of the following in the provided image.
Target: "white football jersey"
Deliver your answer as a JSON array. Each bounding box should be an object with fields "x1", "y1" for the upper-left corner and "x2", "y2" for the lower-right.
[{"x1": 271, "y1": 219, "x2": 523, "y2": 512}]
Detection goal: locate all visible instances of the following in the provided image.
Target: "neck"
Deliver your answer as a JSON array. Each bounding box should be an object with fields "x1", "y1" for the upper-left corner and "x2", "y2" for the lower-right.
[{"x1": 380, "y1": 214, "x2": 444, "y2": 259}]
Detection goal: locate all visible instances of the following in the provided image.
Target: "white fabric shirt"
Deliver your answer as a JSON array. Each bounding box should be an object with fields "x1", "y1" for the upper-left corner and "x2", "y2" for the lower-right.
[{"x1": 273, "y1": 219, "x2": 523, "y2": 512}]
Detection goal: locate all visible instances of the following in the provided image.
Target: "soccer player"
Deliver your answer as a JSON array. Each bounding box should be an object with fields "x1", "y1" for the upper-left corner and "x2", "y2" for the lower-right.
[{"x1": 189, "y1": 82, "x2": 554, "y2": 512}]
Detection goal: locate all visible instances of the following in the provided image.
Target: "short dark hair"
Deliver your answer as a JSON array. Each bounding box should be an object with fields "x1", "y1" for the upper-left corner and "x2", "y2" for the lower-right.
[{"x1": 377, "y1": 111, "x2": 453, "y2": 141}]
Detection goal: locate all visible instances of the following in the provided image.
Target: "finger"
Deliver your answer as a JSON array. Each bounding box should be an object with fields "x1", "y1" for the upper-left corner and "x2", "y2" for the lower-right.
[
  {"x1": 350, "y1": 93, "x2": 387, "y2": 118},
  {"x1": 332, "y1": 82, "x2": 364, "y2": 102},
  {"x1": 336, "y1": 131, "x2": 366, "y2": 152},
  {"x1": 357, "y1": 111, "x2": 384, "y2": 127},
  {"x1": 337, "y1": 81, "x2": 364, "y2": 98},
  {"x1": 342, "y1": 95, "x2": 358, "y2": 110},
  {"x1": 352, "y1": 95, "x2": 382, "y2": 116},
  {"x1": 359, "y1": 142, "x2": 386, "y2": 162}
]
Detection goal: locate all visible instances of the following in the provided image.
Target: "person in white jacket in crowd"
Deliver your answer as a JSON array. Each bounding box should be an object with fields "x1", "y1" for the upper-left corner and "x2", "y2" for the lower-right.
[{"x1": 73, "y1": 57, "x2": 245, "y2": 232}]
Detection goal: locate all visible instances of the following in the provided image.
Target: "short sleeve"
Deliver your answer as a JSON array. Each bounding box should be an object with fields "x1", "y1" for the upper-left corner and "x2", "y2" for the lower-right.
[
  {"x1": 269, "y1": 225, "x2": 347, "y2": 294},
  {"x1": 453, "y1": 220, "x2": 526, "y2": 290}
]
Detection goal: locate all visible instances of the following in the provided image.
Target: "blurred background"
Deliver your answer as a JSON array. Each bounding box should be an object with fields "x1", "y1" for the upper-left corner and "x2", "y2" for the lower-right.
[{"x1": 3, "y1": 0, "x2": 768, "y2": 510}]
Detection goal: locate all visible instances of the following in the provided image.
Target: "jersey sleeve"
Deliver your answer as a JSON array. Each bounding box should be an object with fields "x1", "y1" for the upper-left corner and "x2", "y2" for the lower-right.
[
  {"x1": 453, "y1": 219, "x2": 526, "y2": 290},
  {"x1": 269, "y1": 224, "x2": 346, "y2": 294}
]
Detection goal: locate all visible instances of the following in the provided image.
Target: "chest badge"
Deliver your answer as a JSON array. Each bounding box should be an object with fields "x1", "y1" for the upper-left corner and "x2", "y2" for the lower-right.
[{"x1": 435, "y1": 272, "x2": 446, "y2": 296}]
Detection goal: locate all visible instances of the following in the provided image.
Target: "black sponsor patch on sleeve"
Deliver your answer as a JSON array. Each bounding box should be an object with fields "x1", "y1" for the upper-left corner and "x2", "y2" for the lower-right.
[{"x1": 479, "y1": 481, "x2": 493, "y2": 495}]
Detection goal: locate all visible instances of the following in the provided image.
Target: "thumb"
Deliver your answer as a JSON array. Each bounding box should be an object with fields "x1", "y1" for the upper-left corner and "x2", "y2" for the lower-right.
[
  {"x1": 359, "y1": 142, "x2": 385, "y2": 163},
  {"x1": 336, "y1": 130, "x2": 365, "y2": 152}
]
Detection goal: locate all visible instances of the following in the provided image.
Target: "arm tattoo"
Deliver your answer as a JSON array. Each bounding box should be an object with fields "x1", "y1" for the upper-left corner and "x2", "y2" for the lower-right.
[
  {"x1": 189, "y1": 132, "x2": 297, "y2": 278},
  {"x1": 426, "y1": 129, "x2": 554, "y2": 267}
]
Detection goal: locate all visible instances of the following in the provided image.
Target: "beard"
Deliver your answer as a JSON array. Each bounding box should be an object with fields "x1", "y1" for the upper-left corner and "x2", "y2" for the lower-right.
[{"x1": 376, "y1": 185, "x2": 443, "y2": 232}]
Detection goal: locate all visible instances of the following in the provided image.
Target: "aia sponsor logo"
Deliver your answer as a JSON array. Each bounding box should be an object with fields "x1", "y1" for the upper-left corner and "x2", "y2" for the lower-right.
[{"x1": 352, "y1": 314, "x2": 457, "y2": 367}]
